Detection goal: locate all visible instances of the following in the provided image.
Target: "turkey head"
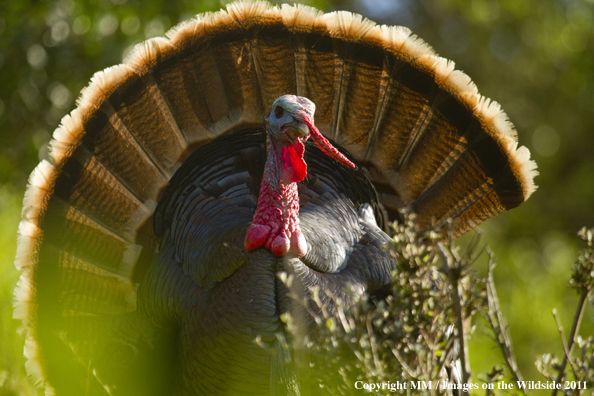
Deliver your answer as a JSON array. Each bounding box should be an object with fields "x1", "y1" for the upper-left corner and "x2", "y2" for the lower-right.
[{"x1": 245, "y1": 95, "x2": 354, "y2": 257}]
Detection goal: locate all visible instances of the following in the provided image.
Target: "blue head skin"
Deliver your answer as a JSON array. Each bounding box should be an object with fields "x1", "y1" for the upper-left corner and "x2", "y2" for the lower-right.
[{"x1": 266, "y1": 95, "x2": 313, "y2": 146}]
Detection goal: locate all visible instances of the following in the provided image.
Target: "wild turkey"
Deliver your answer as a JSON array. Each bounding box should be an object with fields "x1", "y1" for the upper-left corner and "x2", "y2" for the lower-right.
[{"x1": 14, "y1": 1, "x2": 537, "y2": 395}]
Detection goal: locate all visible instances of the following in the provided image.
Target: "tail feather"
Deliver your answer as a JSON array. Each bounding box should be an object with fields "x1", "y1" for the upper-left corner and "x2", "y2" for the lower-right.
[
  {"x1": 107, "y1": 78, "x2": 184, "y2": 175},
  {"x1": 362, "y1": 68, "x2": 393, "y2": 160},
  {"x1": 152, "y1": 41, "x2": 217, "y2": 141},
  {"x1": 49, "y1": 158, "x2": 145, "y2": 237},
  {"x1": 253, "y1": 29, "x2": 299, "y2": 110},
  {"x1": 50, "y1": 247, "x2": 136, "y2": 314},
  {"x1": 79, "y1": 109, "x2": 170, "y2": 199}
]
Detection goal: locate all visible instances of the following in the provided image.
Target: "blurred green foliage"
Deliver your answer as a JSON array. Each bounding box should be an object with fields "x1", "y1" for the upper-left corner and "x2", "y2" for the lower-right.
[{"x1": 1, "y1": 0, "x2": 593, "y2": 394}]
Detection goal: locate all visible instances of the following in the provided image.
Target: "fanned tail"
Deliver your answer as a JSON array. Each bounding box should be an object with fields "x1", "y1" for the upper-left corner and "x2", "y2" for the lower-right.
[{"x1": 285, "y1": 14, "x2": 537, "y2": 234}]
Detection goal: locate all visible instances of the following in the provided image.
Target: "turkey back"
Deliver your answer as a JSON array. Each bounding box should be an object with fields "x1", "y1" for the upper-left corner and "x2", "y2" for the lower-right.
[{"x1": 14, "y1": 1, "x2": 537, "y2": 394}]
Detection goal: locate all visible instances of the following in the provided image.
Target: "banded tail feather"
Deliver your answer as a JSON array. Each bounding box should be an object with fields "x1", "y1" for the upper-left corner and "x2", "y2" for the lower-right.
[{"x1": 14, "y1": 1, "x2": 536, "y2": 395}]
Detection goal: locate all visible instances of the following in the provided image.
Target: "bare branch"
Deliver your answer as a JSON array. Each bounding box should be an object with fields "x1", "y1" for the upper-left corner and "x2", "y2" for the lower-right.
[
  {"x1": 438, "y1": 242, "x2": 471, "y2": 385},
  {"x1": 485, "y1": 257, "x2": 525, "y2": 386},
  {"x1": 551, "y1": 309, "x2": 579, "y2": 380},
  {"x1": 551, "y1": 289, "x2": 590, "y2": 396}
]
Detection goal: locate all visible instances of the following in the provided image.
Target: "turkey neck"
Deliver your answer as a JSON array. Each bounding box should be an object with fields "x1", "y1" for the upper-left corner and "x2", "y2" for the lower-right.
[{"x1": 244, "y1": 133, "x2": 307, "y2": 257}]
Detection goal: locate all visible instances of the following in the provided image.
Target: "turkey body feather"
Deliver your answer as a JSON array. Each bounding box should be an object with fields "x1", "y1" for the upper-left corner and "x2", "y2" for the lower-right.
[
  {"x1": 132, "y1": 129, "x2": 394, "y2": 395},
  {"x1": 14, "y1": 1, "x2": 537, "y2": 395}
]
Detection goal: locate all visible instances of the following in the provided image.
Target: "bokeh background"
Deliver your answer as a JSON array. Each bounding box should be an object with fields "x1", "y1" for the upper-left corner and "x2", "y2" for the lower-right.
[{"x1": 1, "y1": 0, "x2": 593, "y2": 394}]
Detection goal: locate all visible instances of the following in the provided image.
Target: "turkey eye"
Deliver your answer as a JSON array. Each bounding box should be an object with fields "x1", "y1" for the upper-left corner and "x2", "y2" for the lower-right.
[{"x1": 274, "y1": 106, "x2": 284, "y2": 118}]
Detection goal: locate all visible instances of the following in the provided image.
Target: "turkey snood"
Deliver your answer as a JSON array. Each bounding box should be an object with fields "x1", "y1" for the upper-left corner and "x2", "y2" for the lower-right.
[{"x1": 244, "y1": 95, "x2": 355, "y2": 257}]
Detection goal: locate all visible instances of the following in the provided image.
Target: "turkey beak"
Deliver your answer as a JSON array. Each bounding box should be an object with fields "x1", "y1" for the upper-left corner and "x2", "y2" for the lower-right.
[
  {"x1": 293, "y1": 122, "x2": 309, "y2": 138},
  {"x1": 282, "y1": 120, "x2": 309, "y2": 140}
]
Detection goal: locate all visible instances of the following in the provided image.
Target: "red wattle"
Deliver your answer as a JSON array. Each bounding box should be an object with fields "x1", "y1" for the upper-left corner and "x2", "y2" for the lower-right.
[
  {"x1": 290, "y1": 228, "x2": 307, "y2": 257},
  {"x1": 244, "y1": 223, "x2": 271, "y2": 251},
  {"x1": 280, "y1": 142, "x2": 307, "y2": 184},
  {"x1": 271, "y1": 232, "x2": 290, "y2": 256}
]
